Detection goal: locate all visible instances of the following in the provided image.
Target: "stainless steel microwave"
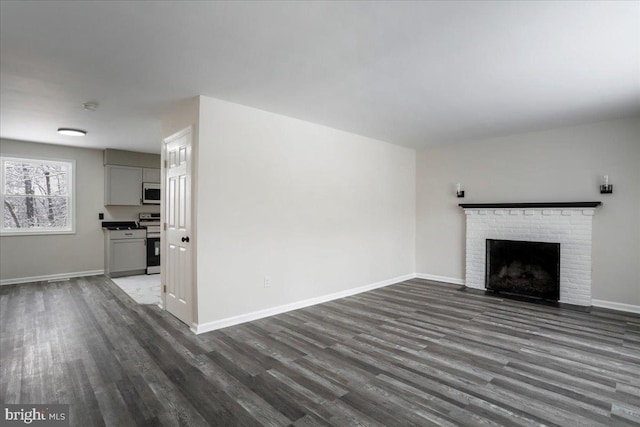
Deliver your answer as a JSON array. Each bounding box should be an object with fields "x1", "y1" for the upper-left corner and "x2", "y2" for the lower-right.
[{"x1": 142, "y1": 183, "x2": 161, "y2": 204}]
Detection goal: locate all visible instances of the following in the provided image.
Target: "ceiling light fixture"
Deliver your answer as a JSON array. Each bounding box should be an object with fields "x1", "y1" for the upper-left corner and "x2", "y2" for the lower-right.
[{"x1": 57, "y1": 128, "x2": 87, "y2": 136}]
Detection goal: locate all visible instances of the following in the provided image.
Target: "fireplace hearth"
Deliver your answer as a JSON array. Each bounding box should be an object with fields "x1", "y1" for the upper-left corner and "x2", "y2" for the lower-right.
[{"x1": 486, "y1": 239, "x2": 560, "y2": 301}]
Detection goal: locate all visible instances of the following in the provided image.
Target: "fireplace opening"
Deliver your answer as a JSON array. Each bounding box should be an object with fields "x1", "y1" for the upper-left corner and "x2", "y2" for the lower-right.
[{"x1": 486, "y1": 239, "x2": 560, "y2": 301}]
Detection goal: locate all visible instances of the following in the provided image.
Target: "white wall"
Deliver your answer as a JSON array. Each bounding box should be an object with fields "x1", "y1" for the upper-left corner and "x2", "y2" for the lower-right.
[
  {"x1": 416, "y1": 116, "x2": 640, "y2": 306},
  {"x1": 0, "y1": 138, "x2": 159, "y2": 283},
  {"x1": 195, "y1": 96, "x2": 416, "y2": 325}
]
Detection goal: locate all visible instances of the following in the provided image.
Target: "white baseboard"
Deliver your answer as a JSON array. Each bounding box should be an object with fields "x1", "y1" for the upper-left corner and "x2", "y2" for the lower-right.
[
  {"x1": 191, "y1": 273, "x2": 416, "y2": 334},
  {"x1": 0, "y1": 270, "x2": 104, "y2": 286},
  {"x1": 592, "y1": 299, "x2": 640, "y2": 314},
  {"x1": 414, "y1": 273, "x2": 465, "y2": 286}
]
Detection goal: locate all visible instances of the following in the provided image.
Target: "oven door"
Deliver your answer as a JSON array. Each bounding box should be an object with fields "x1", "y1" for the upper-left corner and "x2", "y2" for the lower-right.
[
  {"x1": 146, "y1": 237, "x2": 160, "y2": 274},
  {"x1": 142, "y1": 183, "x2": 161, "y2": 205}
]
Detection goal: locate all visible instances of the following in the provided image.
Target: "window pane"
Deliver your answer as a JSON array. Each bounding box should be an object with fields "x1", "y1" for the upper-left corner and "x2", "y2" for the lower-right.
[
  {"x1": 3, "y1": 196, "x2": 69, "y2": 229},
  {"x1": 4, "y1": 161, "x2": 69, "y2": 196},
  {"x1": 1, "y1": 156, "x2": 73, "y2": 234}
]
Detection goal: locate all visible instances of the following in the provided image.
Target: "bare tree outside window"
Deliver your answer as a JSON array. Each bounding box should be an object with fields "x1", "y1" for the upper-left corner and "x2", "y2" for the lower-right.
[{"x1": 1, "y1": 156, "x2": 74, "y2": 234}]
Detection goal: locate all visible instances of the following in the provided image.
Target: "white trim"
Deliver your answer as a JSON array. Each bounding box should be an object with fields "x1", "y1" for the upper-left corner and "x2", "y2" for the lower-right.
[
  {"x1": 0, "y1": 270, "x2": 104, "y2": 286},
  {"x1": 191, "y1": 273, "x2": 416, "y2": 334},
  {"x1": 592, "y1": 299, "x2": 640, "y2": 314},
  {"x1": 0, "y1": 229, "x2": 76, "y2": 237},
  {"x1": 165, "y1": 125, "x2": 193, "y2": 143},
  {"x1": 415, "y1": 273, "x2": 465, "y2": 286}
]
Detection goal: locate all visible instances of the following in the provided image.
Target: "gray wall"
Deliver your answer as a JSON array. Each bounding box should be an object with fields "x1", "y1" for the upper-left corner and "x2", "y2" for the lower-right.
[
  {"x1": 104, "y1": 148, "x2": 161, "y2": 168},
  {"x1": 0, "y1": 139, "x2": 159, "y2": 282},
  {"x1": 416, "y1": 116, "x2": 640, "y2": 305}
]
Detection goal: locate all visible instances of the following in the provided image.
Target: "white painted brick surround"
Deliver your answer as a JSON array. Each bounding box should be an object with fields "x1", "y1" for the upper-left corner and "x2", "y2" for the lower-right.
[{"x1": 463, "y1": 208, "x2": 596, "y2": 306}]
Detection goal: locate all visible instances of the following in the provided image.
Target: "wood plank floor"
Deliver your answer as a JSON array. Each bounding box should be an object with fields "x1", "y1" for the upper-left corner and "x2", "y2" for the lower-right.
[{"x1": 1, "y1": 276, "x2": 639, "y2": 426}]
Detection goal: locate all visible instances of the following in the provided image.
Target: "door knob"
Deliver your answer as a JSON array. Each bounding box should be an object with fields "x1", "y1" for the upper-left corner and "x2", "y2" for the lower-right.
[{"x1": 181, "y1": 236, "x2": 190, "y2": 243}]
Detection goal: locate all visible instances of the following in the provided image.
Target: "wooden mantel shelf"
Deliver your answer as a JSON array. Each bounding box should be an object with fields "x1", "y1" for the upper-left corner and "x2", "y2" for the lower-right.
[{"x1": 458, "y1": 202, "x2": 602, "y2": 209}]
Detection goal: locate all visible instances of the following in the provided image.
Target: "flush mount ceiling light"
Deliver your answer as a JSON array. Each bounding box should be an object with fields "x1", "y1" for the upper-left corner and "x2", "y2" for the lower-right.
[{"x1": 57, "y1": 128, "x2": 87, "y2": 136}]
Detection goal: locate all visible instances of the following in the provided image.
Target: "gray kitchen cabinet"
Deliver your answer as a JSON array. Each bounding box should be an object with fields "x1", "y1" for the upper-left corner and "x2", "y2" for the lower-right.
[
  {"x1": 105, "y1": 165, "x2": 143, "y2": 205},
  {"x1": 142, "y1": 168, "x2": 161, "y2": 183},
  {"x1": 104, "y1": 229, "x2": 147, "y2": 277}
]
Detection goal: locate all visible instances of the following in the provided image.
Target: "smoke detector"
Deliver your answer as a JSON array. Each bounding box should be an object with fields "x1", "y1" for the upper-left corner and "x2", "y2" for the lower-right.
[{"x1": 82, "y1": 102, "x2": 99, "y2": 112}]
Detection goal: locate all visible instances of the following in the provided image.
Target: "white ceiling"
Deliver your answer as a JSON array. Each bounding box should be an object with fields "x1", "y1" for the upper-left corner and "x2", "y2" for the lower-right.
[{"x1": 1, "y1": 1, "x2": 638, "y2": 153}]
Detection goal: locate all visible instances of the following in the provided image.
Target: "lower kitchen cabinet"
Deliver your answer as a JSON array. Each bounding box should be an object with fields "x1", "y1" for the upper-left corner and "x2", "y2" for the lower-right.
[{"x1": 104, "y1": 229, "x2": 147, "y2": 277}]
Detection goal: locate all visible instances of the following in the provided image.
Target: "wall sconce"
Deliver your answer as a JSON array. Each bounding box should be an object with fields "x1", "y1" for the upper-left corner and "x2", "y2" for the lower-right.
[
  {"x1": 456, "y1": 183, "x2": 465, "y2": 198},
  {"x1": 600, "y1": 175, "x2": 613, "y2": 194}
]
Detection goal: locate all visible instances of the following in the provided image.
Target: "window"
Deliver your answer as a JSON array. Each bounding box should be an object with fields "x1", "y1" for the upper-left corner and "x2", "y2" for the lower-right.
[{"x1": 1, "y1": 155, "x2": 75, "y2": 235}]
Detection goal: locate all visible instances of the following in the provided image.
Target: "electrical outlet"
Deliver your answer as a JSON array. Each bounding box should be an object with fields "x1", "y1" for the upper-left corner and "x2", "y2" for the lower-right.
[
  {"x1": 264, "y1": 275, "x2": 271, "y2": 288},
  {"x1": 98, "y1": 213, "x2": 104, "y2": 220}
]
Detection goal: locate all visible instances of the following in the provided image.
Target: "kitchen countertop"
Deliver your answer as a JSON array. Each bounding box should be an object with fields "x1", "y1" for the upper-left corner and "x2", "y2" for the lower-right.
[{"x1": 101, "y1": 221, "x2": 145, "y2": 230}]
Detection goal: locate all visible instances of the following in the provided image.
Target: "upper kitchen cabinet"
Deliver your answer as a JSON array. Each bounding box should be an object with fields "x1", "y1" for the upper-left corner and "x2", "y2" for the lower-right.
[
  {"x1": 105, "y1": 165, "x2": 143, "y2": 205},
  {"x1": 103, "y1": 149, "x2": 161, "y2": 206},
  {"x1": 142, "y1": 168, "x2": 161, "y2": 183}
]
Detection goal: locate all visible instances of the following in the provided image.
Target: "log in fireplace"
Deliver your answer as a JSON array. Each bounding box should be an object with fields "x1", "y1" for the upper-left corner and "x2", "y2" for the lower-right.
[{"x1": 486, "y1": 239, "x2": 560, "y2": 301}]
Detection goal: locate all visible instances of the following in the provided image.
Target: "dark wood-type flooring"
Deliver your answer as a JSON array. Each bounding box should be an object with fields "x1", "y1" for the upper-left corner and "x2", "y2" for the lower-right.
[{"x1": 1, "y1": 276, "x2": 639, "y2": 426}]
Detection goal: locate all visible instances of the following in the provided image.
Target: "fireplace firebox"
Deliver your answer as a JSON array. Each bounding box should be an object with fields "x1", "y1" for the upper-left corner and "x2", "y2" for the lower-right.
[{"x1": 486, "y1": 239, "x2": 560, "y2": 301}]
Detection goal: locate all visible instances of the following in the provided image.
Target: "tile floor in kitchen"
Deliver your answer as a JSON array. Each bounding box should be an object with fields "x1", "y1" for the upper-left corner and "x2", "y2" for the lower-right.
[{"x1": 111, "y1": 273, "x2": 161, "y2": 305}]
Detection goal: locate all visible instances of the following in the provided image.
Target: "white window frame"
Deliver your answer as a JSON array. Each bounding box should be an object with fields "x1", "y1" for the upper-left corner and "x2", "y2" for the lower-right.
[{"x1": 0, "y1": 154, "x2": 76, "y2": 236}]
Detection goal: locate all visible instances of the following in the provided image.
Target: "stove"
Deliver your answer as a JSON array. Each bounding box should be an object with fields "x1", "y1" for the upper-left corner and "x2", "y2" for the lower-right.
[
  {"x1": 139, "y1": 213, "x2": 161, "y2": 237},
  {"x1": 139, "y1": 213, "x2": 161, "y2": 274}
]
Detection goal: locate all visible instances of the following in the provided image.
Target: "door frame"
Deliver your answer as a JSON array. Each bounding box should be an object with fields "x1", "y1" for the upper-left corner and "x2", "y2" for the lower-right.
[{"x1": 161, "y1": 126, "x2": 197, "y2": 328}]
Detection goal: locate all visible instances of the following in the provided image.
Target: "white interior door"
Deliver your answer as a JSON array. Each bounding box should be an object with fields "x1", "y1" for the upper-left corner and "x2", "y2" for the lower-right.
[{"x1": 164, "y1": 128, "x2": 193, "y2": 326}]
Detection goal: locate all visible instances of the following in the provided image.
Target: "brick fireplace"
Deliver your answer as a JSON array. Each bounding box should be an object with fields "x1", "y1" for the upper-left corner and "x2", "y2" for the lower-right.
[{"x1": 460, "y1": 202, "x2": 601, "y2": 306}]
